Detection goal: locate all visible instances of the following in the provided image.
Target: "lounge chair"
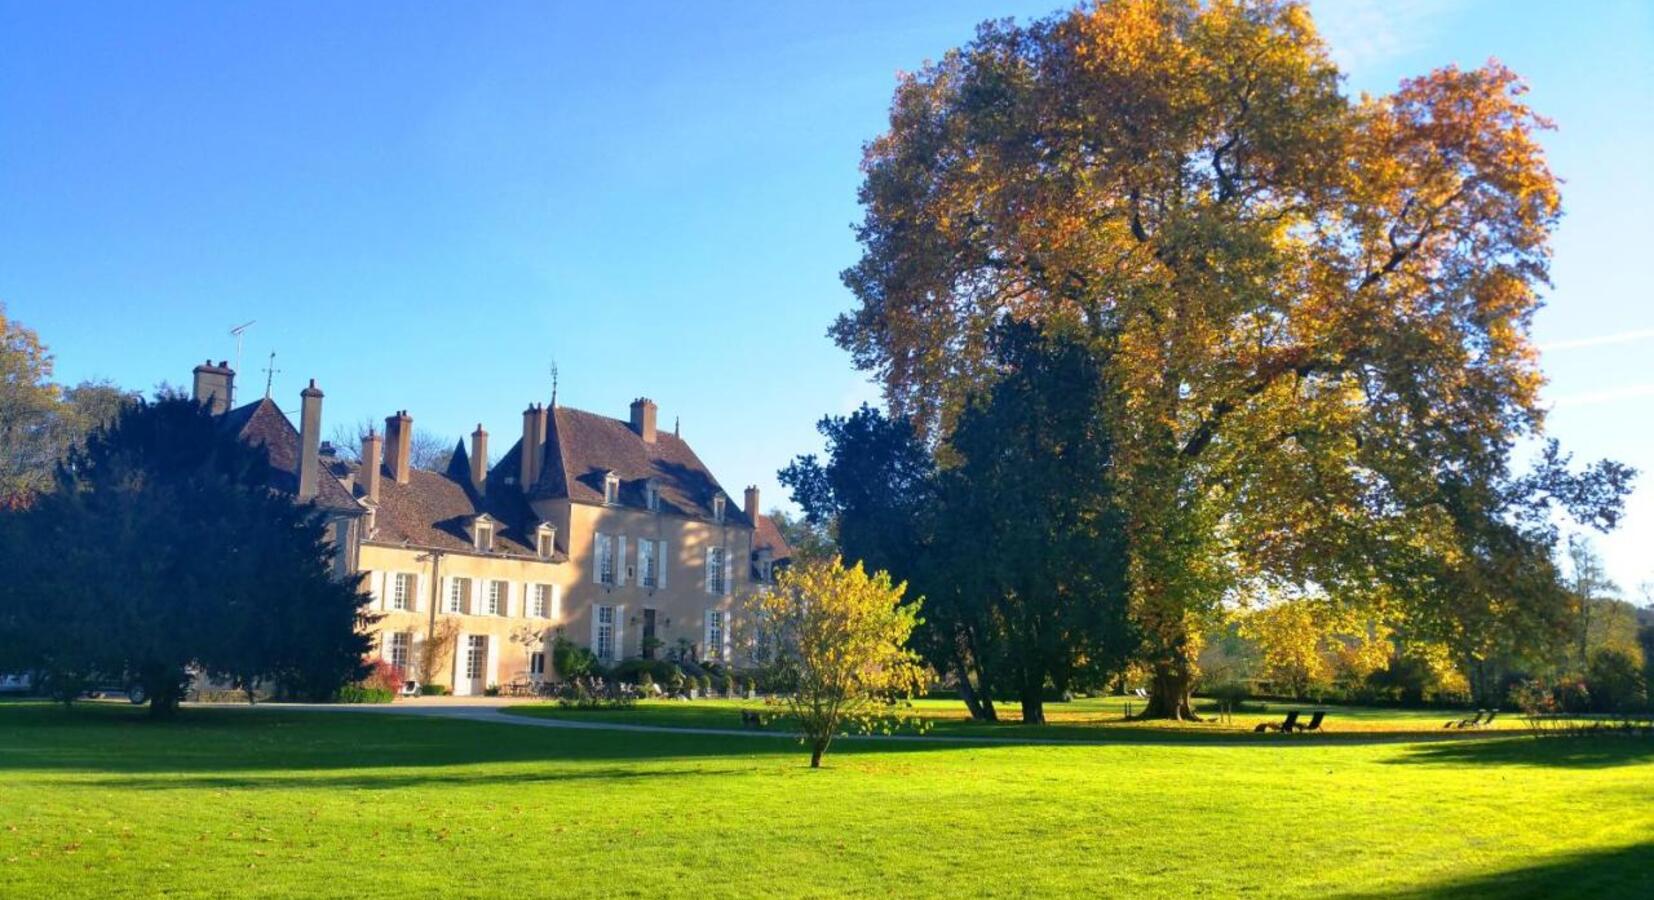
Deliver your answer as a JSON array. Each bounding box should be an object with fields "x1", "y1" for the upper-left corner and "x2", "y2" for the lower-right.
[
  {"x1": 1447, "y1": 710, "x2": 1484, "y2": 729},
  {"x1": 1133, "y1": 687, "x2": 1149, "y2": 699},
  {"x1": 1255, "y1": 710, "x2": 1301, "y2": 733},
  {"x1": 1297, "y1": 711, "x2": 1325, "y2": 733},
  {"x1": 1477, "y1": 710, "x2": 1497, "y2": 729}
]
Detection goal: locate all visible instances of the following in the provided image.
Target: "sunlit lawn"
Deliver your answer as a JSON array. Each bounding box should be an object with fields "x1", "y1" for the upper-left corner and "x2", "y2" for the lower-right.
[
  {"x1": 2, "y1": 702, "x2": 1651, "y2": 898},
  {"x1": 506, "y1": 695, "x2": 1529, "y2": 741}
]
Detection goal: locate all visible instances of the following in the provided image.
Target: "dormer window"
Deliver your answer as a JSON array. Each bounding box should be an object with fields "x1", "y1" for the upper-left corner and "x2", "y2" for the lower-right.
[
  {"x1": 645, "y1": 479, "x2": 661, "y2": 512},
  {"x1": 603, "y1": 471, "x2": 621, "y2": 506},
  {"x1": 536, "y1": 523, "x2": 557, "y2": 559},
  {"x1": 472, "y1": 516, "x2": 494, "y2": 553},
  {"x1": 712, "y1": 493, "x2": 726, "y2": 523},
  {"x1": 362, "y1": 505, "x2": 377, "y2": 539}
]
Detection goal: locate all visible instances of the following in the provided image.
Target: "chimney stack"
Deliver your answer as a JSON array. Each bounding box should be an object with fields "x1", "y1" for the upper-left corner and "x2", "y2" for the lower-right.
[
  {"x1": 360, "y1": 428, "x2": 383, "y2": 502},
  {"x1": 297, "y1": 380, "x2": 324, "y2": 501},
  {"x1": 744, "y1": 485, "x2": 760, "y2": 525},
  {"x1": 520, "y1": 403, "x2": 547, "y2": 490},
  {"x1": 191, "y1": 360, "x2": 235, "y2": 416},
  {"x1": 384, "y1": 410, "x2": 412, "y2": 485},
  {"x1": 470, "y1": 423, "x2": 488, "y2": 494},
  {"x1": 630, "y1": 397, "x2": 658, "y2": 444}
]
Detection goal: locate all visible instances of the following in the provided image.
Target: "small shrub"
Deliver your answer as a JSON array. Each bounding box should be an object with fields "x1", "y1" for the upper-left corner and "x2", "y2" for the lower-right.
[
  {"x1": 360, "y1": 659, "x2": 404, "y2": 694},
  {"x1": 484, "y1": 684, "x2": 501, "y2": 697},
  {"x1": 420, "y1": 683, "x2": 448, "y2": 696},
  {"x1": 699, "y1": 674, "x2": 713, "y2": 695},
  {"x1": 337, "y1": 685, "x2": 394, "y2": 704},
  {"x1": 552, "y1": 635, "x2": 598, "y2": 680}
]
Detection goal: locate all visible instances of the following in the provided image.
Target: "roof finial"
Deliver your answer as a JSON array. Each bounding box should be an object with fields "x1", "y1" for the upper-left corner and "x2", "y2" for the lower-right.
[
  {"x1": 673, "y1": 415, "x2": 680, "y2": 437},
  {"x1": 262, "y1": 351, "x2": 281, "y2": 399}
]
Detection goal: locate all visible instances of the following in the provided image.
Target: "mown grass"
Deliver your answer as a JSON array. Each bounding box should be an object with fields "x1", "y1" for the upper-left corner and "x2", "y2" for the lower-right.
[
  {"x1": 1, "y1": 701, "x2": 1650, "y2": 898},
  {"x1": 505, "y1": 695, "x2": 1527, "y2": 741}
]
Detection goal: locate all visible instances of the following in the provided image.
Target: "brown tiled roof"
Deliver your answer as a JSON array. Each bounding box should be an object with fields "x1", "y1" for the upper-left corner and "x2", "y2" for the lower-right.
[
  {"x1": 328, "y1": 448, "x2": 560, "y2": 559},
  {"x1": 754, "y1": 513, "x2": 793, "y2": 561},
  {"x1": 223, "y1": 398, "x2": 359, "y2": 514},
  {"x1": 516, "y1": 405, "x2": 754, "y2": 527}
]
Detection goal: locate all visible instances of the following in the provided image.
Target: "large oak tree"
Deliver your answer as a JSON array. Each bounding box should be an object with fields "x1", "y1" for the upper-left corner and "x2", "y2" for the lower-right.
[{"x1": 833, "y1": 0, "x2": 1631, "y2": 717}]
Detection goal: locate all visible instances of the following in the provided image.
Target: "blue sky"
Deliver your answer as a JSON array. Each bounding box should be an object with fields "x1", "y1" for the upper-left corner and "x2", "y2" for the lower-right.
[{"x1": 1, "y1": 1, "x2": 1649, "y2": 595}]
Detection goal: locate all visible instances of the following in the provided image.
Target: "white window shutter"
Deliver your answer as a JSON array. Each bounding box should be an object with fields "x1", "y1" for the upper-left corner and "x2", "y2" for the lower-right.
[
  {"x1": 592, "y1": 533, "x2": 604, "y2": 584},
  {"x1": 724, "y1": 613, "x2": 734, "y2": 661},
  {"x1": 410, "y1": 573, "x2": 423, "y2": 613},
  {"x1": 617, "y1": 536, "x2": 628, "y2": 586},
  {"x1": 723, "y1": 547, "x2": 733, "y2": 596},
  {"x1": 552, "y1": 584, "x2": 562, "y2": 620},
  {"x1": 614, "y1": 604, "x2": 626, "y2": 660},
  {"x1": 657, "y1": 541, "x2": 668, "y2": 589},
  {"x1": 705, "y1": 547, "x2": 714, "y2": 595},
  {"x1": 704, "y1": 611, "x2": 713, "y2": 657},
  {"x1": 590, "y1": 606, "x2": 600, "y2": 654},
  {"x1": 486, "y1": 636, "x2": 499, "y2": 689}
]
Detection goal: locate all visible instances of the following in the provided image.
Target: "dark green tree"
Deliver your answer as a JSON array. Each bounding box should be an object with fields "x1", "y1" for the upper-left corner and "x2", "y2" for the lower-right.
[{"x1": 0, "y1": 397, "x2": 372, "y2": 716}]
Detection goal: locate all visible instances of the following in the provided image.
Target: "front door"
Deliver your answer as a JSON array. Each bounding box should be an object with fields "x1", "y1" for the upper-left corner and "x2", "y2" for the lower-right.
[
  {"x1": 458, "y1": 634, "x2": 488, "y2": 696},
  {"x1": 642, "y1": 609, "x2": 658, "y2": 659}
]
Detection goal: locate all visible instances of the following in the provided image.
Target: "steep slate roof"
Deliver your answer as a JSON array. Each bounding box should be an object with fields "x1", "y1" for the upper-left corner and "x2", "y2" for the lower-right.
[
  {"x1": 222, "y1": 398, "x2": 359, "y2": 514},
  {"x1": 753, "y1": 514, "x2": 794, "y2": 561},
  {"x1": 518, "y1": 405, "x2": 755, "y2": 528},
  {"x1": 329, "y1": 448, "x2": 560, "y2": 559}
]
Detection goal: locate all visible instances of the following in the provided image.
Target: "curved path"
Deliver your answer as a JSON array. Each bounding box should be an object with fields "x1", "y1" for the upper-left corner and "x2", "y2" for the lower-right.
[{"x1": 202, "y1": 697, "x2": 1510, "y2": 749}]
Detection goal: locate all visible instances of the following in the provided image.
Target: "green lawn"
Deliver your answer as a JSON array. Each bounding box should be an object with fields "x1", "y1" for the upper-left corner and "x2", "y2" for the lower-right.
[
  {"x1": 505, "y1": 695, "x2": 1529, "y2": 741},
  {"x1": 2, "y1": 702, "x2": 1651, "y2": 898}
]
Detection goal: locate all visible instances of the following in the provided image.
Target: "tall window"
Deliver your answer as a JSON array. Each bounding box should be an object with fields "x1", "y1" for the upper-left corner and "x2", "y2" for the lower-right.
[
  {"x1": 391, "y1": 572, "x2": 415, "y2": 611},
  {"x1": 706, "y1": 547, "x2": 726, "y2": 595},
  {"x1": 595, "y1": 606, "x2": 615, "y2": 661},
  {"x1": 388, "y1": 632, "x2": 411, "y2": 671},
  {"x1": 706, "y1": 611, "x2": 725, "y2": 661},
  {"x1": 532, "y1": 583, "x2": 554, "y2": 619},
  {"x1": 465, "y1": 635, "x2": 487, "y2": 679},
  {"x1": 447, "y1": 577, "x2": 472, "y2": 614},
  {"x1": 639, "y1": 540, "x2": 657, "y2": 588},
  {"x1": 596, "y1": 534, "x2": 615, "y2": 586},
  {"x1": 486, "y1": 580, "x2": 506, "y2": 616},
  {"x1": 529, "y1": 651, "x2": 546, "y2": 677}
]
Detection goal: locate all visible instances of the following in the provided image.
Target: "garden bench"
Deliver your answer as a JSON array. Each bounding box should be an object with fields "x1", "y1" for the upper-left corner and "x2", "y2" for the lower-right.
[{"x1": 740, "y1": 710, "x2": 763, "y2": 729}]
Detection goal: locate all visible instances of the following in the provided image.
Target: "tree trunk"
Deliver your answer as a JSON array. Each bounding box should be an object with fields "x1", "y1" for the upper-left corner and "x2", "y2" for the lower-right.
[
  {"x1": 809, "y1": 740, "x2": 827, "y2": 768},
  {"x1": 1020, "y1": 680, "x2": 1045, "y2": 726},
  {"x1": 955, "y1": 661, "x2": 998, "y2": 722},
  {"x1": 1139, "y1": 660, "x2": 1202, "y2": 721}
]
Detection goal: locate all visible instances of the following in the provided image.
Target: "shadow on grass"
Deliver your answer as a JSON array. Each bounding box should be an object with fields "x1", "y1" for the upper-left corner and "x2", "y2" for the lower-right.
[
  {"x1": 1341, "y1": 841, "x2": 1654, "y2": 899},
  {"x1": 1384, "y1": 734, "x2": 1654, "y2": 769},
  {"x1": 0, "y1": 703, "x2": 945, "y2": 783}
]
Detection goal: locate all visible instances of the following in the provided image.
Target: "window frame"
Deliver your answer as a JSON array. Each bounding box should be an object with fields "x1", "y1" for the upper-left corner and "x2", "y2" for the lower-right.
[{"x1": 595, "y1": 605, "x2": 616, "y2": 661}]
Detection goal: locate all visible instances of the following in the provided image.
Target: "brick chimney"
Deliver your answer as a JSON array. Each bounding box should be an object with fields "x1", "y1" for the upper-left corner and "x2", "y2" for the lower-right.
[
  {"x1": 384, "y1": 410, "x2": 412, "y2": 485},
  {"x1": 520, "y1": 403, "x2": 547, "y2": 490},
  {"x1": 360, "y1": 427, "x2": 382, "y2": 503},
  {"x1": 191, "y1": 360, "x2": 235, "y2": 416},
  {"x1": 744, "y1": 485, "x2": 760, "y2": 525},
  {"x1": 470, "y1": 423, "x2": 488, "y2": 494},
  {"x1": 629, "y1": 397, "x2": 657, "y2": 444},
  {"x1": 297, "y1": 380, "x2": 324, "y2": 501}
]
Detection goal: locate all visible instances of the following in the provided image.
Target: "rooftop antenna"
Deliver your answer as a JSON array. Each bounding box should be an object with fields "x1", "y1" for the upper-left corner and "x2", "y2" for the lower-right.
[
  {"x1": 228, "y1": 320, "x2": 255, "y2": 404},
  {"x1": 549, "y1": 360, "x2": 559, "y2": 407},
  {"x1": 262, "y1": 351, "x2": 281, "y2": 399},
  {"x1": 674, "y1": 415, "x2": 680, "y2": 437}
]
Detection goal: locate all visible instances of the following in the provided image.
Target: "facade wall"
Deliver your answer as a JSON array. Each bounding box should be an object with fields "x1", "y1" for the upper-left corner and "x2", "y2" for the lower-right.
[
  {"x1": 354, "y1": 503, "x2": 762, "y2": 690},
  {"x1": 357, "y1": 543, "x2": 574, "y2": 694},
  {"x1": 543, "y1": 500, "x2": 757, "y2": 669}
]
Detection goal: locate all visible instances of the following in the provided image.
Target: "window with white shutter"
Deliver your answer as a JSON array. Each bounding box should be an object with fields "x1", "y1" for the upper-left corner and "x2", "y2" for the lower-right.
[
  {"x1": 639, "y1": 540, "x2": 657, "y2": 588},
  {"x1": 595, "y1": 605, "x2": 615, "y2": 661},
  {"x1": 391, "y1": 573, "x2": 415, "y2": 611},
  {"x1": 447, "y1": 577, "x2": 472, "y2": 615},
  {"x1": 617, "y1": 536, "x2": 628, "y2": 586},
  {"x1": 595, "y1": 534, "x2": 615, "y2": 586}
]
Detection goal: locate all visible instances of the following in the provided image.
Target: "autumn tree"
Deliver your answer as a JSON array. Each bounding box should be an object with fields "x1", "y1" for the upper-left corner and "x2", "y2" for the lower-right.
[
  {"x1": 744, "y1": 557, "x2": 928, "y2": 767},
  {"x1": 834, "y1": 0, "x2": 1632, "y2": 717}
]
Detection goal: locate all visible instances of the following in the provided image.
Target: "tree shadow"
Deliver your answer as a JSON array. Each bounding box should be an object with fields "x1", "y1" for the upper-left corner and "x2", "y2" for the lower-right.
[
  {"x1": 1383, "y1": 735, "x2": 1654, "y2": 769},
  {"x1": 0, "y1": 703, "x2": 948, "y2": 784},
  {"x1": 1340, "y1": 841, "x2": 1654, "y2": 898}
]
